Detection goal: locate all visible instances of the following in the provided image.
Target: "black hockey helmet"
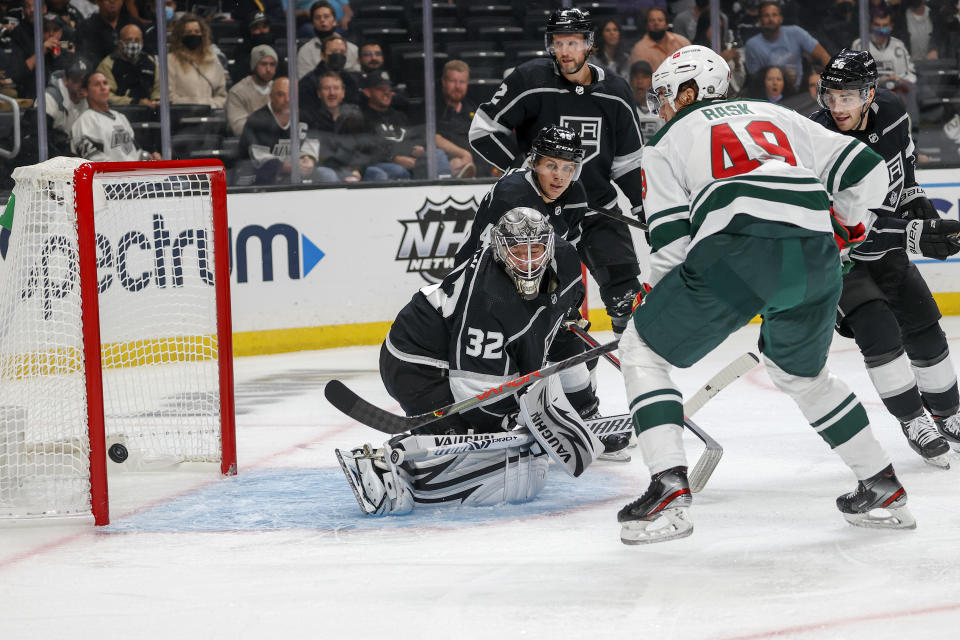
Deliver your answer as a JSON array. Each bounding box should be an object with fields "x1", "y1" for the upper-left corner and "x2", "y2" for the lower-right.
[
  {"x1": 530, "y1": 125, "x2": 585, "y2": 164},
  {"x1": 817, "y1": 49, "x2": 878, "y2": 120},
  {"x1": 545, "y1": 8, "x2": 595, "y2": 54}
]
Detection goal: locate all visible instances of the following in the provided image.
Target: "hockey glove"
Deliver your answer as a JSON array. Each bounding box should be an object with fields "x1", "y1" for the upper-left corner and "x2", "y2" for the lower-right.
[
  {"x1": 564, "y1": 305, "x2": 591, "y2": 332},
  {"x1": 905, "y1": 218, "x2": 960, "y2": 260},
  {"x1": 897, "y1": 186, "x2": 940, "y2": 221},
  {"x1": 631, "y1": 283, "x2": 653, "y2": 313},
  {"x1": 831, "y1": 209, "x2": 866, "y2": 274}
]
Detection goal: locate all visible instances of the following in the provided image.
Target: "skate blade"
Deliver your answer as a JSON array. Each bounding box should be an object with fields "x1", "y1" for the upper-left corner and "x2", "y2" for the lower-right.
[
  {"x1": 842, "y1": 504, "x2": 917, "y2": 530},
  {"x1": 598, "y1": 450, "x2": 632, "y2": 463},
  {"x1": 620, "y1": 507, "x2": 693, "y2": 545},
  {"x1": 334, "y1": 448, "x2": 381, "y2": 516},
  {"x1": 921, "y1": 451, "x2": 953, "y2": 470}
]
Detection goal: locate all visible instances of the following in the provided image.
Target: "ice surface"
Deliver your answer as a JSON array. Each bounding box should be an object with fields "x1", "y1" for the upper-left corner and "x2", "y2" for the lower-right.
[{"x1": 3, "y1": 322, "x2": 960, "y2": 640}]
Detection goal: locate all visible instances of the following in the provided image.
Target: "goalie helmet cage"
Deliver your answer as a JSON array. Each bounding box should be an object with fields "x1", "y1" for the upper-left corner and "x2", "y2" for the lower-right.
[{"x1": 0, "y1": 157, "x2": 236, "y2": 526}]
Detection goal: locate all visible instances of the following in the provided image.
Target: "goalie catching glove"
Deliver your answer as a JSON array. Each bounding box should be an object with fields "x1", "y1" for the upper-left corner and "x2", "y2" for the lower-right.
[
  {"x1": 897, "y1": 186, "x2": 939, "y2": 221},
  {"x1": 906, "y1": 218, "x2": 960, "y2": 260}
]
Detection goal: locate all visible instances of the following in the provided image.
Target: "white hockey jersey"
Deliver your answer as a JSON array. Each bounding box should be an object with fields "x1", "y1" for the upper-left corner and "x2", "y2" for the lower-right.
[
  {"x1": 641, "y1": 98, "x2": 889, "y2": 285},
  {"x1": 70, "y1": 108, "x2": 144, "y2": 162}
]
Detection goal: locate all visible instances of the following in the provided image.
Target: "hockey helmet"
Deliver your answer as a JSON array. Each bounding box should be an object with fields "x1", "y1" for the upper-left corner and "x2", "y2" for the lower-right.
[
  {"x1": 648, "y1": 45, "x2": 730, "y2": 116},
  {"x1": 492, "y1": 208, "x2": 556, "y2": 300},
  {"x1": 817, "y1": 48, "x2": 878, "y2": 111},
  {"x1": 528, "y1": 125, "x2": 585, "y2": 191},
  {"x1": 544, "y1": 8, "x2": 595, "y2": 57}
]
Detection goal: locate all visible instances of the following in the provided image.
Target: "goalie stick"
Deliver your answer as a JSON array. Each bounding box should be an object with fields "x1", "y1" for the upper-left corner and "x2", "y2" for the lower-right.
[
  {"x1": 323, "y1": 339, "x2": 618, "y2": 435},
  {"x1": 566, "y1": 323, "x2": 759, "y2": 492}
]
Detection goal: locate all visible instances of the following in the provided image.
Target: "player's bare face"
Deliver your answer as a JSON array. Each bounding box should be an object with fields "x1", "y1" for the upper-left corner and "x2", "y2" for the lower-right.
[
  {"x1": 551, "y1": 34, "x2": 589, "y2": 75},
  {"x1": 824, "y1": 88, "x2": 869, "y2": 131},
  {"x1": 85, "y1": 73, "x2": 111, "y2": 111},
  {"x1": 535, "y1": 157, "x2": 576, "y2": 201}
]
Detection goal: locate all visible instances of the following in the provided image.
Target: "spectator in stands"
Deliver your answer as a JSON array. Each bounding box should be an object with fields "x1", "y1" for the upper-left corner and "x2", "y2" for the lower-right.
[
  {"x1": 899, "y1": 0, "x2": 939, "y2": 60},
  {"x1": 356, "y1": 41, "x2": 385, "y2": 75},
  {"x1": 853, "y1": 7, "x2": 919, "y2": 125},
  {"x1": 302, "y1": 69, "x2": 359, "y2": 133},
  {"x1": 628, "y1": 60, "x2": 662, "y2": 140},
  {"x1": 45, "y1": 58, "x2": 88, "y2": 146},
  {"x1": 296, "y1": 0, "x2": 358, "y2": 79},
  {"x1": 674, "y1": 0, "x2": 729, "y2": 46},
  {"x1": 748, "y1": 64, "x2": 792, "y2": 103},
  {"x1": 327, "y1": 0, "x2": 352, "y2": 32},
  {"x1": 590, "y1": 19, "x2": 630, "y2": 78},
  {"x1": 231, "y1": 11, "x2": 277, "y2": 83},
  {"x1": 744, "y1": 0, "x2": 830, "y2": 91},
  {"x1": 436, "y1": 59, "x2": 479, "y2": 178},
  {"x1": 781, "y1": 70, "x2": 819, "y2": 114},
  {"x1": 815, "y1": 0, "x2": 859, "y2": 56},
  {"x1": 629, "y1": 7, "x2": 691, "y2": 72},
  {"x1": 71, "y1": 70, "x2": 161, "y2": 160},
  {"x1": 47, "y1": 0, "x2": 84, "y2": 35},
  {"x1": 239, "y1": 76, "x2": 337, "y2": 184},
  {"x1": 359, "y1": 70, "x2": 452, "y2": 181},
  {"x1": 237, "y1": 0, "x2": 283, "y2": 25},
  {"x1": 226, "y1": 44, "x2": 276, "y2": 136},
  {"x1": 8, "y1": 0, "x2": 48, "y2": 98},
  {"x1": 40, "y1": 17, "x2": 75, "y2": 77},
  {"x1": 167, "y1": 13, "x2": 226, "y2": 108},
  {"x1": 77, "y1": 0, "x2": 144, "y2": 68},
  {"x1": 300, "y1": 33, "x2": 359, "y2": 118},
  {"x1": 96, "y1": 23, "x2": 159, "y2": 107}
]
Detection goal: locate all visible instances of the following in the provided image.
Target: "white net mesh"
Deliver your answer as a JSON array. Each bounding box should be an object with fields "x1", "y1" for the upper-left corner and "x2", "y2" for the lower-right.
[{"x1": 0, "y1": 158, "x2": 226, "y2": 520}]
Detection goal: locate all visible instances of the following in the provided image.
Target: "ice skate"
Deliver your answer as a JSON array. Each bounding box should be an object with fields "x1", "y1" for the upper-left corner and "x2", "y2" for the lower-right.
[
  {"x1": 598, "y1": 432, "x2": 631, "y2": 463},
  {"x1": 837, "y1": 464, "x2": 916, "y2": 530},
  {"x1": 618, "y1": 466, "x2": 693, "y2": 545},
  {"x1": 900, "y1": 415, "x2": 951, "y2": 469},
  {"x1": 335, "y1": 444, "x2": 413, "y2": 516},
  {"x1": 931, "y1": 413, "x2": 960, "y2": 450}
]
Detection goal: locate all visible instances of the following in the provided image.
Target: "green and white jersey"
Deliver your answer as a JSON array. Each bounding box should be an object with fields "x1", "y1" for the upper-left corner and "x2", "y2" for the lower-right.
[{"x1": 641, "y1": 98, "x2": 888, "y2": 285}]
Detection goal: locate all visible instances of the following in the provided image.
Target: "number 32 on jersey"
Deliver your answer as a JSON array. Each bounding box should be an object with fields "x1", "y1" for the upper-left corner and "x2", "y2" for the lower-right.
[{"x1": 711, "y1": 120, "x2": 797, "y2": 179}]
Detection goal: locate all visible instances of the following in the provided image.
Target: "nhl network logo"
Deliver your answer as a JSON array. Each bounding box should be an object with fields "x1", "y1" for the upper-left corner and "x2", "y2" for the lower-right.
[{"x1": 395, "y1": 196, "x2": 478, "y2": 284}]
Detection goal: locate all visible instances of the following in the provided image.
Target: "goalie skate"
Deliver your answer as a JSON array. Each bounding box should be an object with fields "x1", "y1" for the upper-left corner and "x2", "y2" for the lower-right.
[
  {"x1": 597, "y1": 432, "x2": 631, "y2": 463},
  {"x1": 900, "y1": 415, "x2": 951, "y2": 469},
  {"x1": 618, "y1": 466, "x2": 693, "y2": 545},
  {"x1": 837, "y1": 464, "x2": 916, "y2": 530},
  {"x1": 335, "y1": 444, "x2": 413, "y2": 516}
]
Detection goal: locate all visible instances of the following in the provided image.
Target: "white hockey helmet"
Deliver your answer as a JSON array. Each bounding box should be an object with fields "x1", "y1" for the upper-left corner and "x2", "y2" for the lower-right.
[{"x1": 647, "y1": 45, "x2": 731, "y2": 115}]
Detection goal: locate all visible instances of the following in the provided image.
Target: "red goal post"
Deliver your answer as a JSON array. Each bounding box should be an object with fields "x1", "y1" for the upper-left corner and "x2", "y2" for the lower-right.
[{"x1": 0, "y1": 158, "x2": 236, "y2": 526}]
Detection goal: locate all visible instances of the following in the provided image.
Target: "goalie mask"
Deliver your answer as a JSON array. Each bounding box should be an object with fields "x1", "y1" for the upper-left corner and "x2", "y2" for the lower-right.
[
  {"x1": 647, "y1": 45, "x2": 730, "y2": 116},
  {"x1": 528, "y1": 124, "x2": 585, "y2": 198},
  {"x1": 492, "y1": 208, "x2": 556, "y2": 300}
]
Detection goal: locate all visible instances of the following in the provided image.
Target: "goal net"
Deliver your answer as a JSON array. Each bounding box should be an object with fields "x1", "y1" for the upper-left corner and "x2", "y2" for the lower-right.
[{"x1": 0, "y1": 157, "x2": 236, "y2": 525}]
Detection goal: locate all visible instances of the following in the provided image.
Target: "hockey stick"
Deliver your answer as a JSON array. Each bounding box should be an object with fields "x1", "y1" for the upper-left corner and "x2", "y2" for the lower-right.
[
  {"x1": 592, "y1": 205, "x2": 648, "y2": 232},
  {"x1": 567, "y1": 324, "x2": 759, "y2": 492},
  {"x1": 387, "y1": 413, "x2": 633, "y2": 463},
  {"x1": 324, "y1": 339, "x2": 619, "y2": 435}
]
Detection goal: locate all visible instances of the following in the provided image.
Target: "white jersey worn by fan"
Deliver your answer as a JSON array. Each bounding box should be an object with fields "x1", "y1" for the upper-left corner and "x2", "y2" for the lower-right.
[
  {"x1": 70, "y1": 108, "x2": 146, "y2": 162},
  {"x1": 643, "y1": 97, "x2": 884, "y2": 285}
]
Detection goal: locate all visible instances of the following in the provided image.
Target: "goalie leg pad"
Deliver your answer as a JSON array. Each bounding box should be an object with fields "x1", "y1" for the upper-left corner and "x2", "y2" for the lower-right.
[
  {"x1": 519, "y1": 376, "x2": 603, "y2": 478},
  {"x1": 335, "y1": 445, "x2": 414, "y2": 516}
]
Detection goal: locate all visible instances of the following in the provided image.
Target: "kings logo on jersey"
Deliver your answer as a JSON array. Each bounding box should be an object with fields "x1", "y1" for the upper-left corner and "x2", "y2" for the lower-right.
[
  {"x1": 395, "y1": 196, "x2": 478, "y2": 284},
  {"x1": 559, "y1": 115, "x2": 602, "y2": 164}
]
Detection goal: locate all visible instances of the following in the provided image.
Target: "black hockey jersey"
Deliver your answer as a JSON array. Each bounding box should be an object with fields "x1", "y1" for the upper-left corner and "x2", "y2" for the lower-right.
[
  {"x1": 469, "y1": 59, "x2": 645, "y2": 218},
  {"x1": 386, "y1": 239, "x2": 585, "y2": 427},
  {"x1": 452, "y1": 168, "x2": 589, "y2": 266},
  {"x1": 811, "y1": 89, "x2": 916, "y2": 216},
  {"x1": 812, "y1": 90, "x2": 918, "y2": 259}
]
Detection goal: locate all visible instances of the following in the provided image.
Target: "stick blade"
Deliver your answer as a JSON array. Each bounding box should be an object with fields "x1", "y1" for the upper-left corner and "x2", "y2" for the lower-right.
[
  {"x1": 689, "y1": 447, "x2": 723, "y2": 494},
  {"x1": 324, "y1": 380, "x2": 415, "y2": 435}
]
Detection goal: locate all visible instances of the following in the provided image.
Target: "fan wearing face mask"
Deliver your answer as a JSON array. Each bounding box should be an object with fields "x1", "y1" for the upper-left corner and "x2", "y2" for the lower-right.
[
  {"x1": 852, "y1": 6, "x2": 919, "y2": 125},
  {"x1": 629, "y1": 7, "x2": 691, "y2": 73},
  {"x1": 95, "y1": 22, "x2": 159, "y2": 108},
  {"x1": 296, "y1": 0, "x2": 360, "y2": 80},
  {"x1": 166, "y1": 13, "x2": 226, "y2": 109}
]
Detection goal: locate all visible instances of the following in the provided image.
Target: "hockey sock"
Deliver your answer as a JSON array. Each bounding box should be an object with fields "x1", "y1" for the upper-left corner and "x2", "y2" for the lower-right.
[
  {"x1": 864, "y1": 349, "x2": 925, "y2": 421},
  {"x1": 912, "y1": 350, "x2": 960, "y2": 417},
  {"x1": 765, "y1": 357, "x2": 889, "y2": 479},
  {"x1": 620, "y1": 323, "x2": 686, "y2": 473}
]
